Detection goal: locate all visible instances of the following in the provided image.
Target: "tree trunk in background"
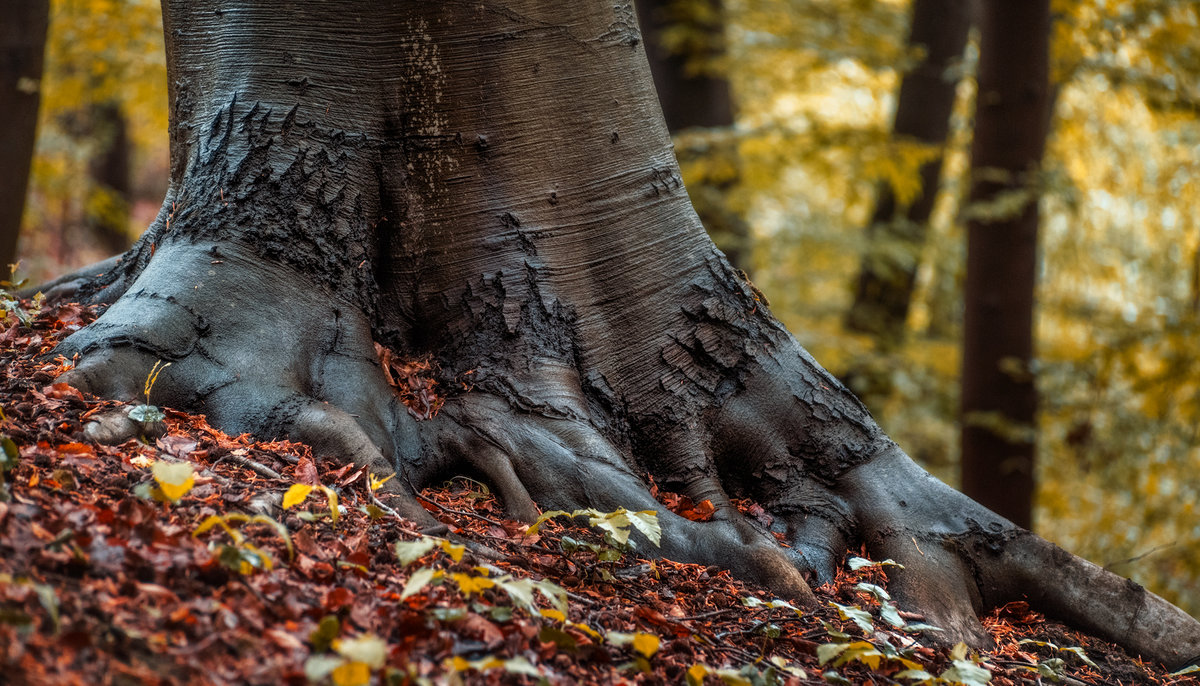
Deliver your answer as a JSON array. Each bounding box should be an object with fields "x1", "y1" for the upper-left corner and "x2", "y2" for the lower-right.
[
  {"x1": 845, "y1": 0, "x2": 973, "y2": 356},
  {"x1": 0, "y1": 0, "x2": 50, "y2": 274},
  {"x1": 960, "y1": 0, "x2": 1052, "y2": 530},
  {"x1": 636, "y1": 0, "x2": 749, "y2": 271},
  {"x1": 85, "y1": 102, "x2": 133, "y2": 254}
]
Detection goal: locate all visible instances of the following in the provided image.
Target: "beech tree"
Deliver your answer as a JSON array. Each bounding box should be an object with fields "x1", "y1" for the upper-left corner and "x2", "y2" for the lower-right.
[{"x1": 43, "y1": 1, "x2": 1200, "y2": 669}]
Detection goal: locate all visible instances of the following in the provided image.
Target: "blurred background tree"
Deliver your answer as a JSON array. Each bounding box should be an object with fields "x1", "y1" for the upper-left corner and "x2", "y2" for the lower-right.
[
  {"x1": 9, "y1": 0, "x2": 1200, "y2": 617},
  {"x1": 16, "y1": 0, "x2": 166, "y2": 279}
]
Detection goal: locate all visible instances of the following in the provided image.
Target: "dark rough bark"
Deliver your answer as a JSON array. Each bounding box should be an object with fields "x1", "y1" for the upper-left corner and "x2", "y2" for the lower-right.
[
  {"x1": 636, "y1": 0, "x2": 749, "y2": 270},
  {"x1": 0, "y1": 0, "x2": 50, "y2": 272},
  {"x1": 845, "y1": 0, "x2": 974, "y2": 348},
  {"x1": 959, "y1": 0, "x2": 1051, "y2": 530},
  {"x1": 46, "y1": 0, "x2": 1200, "y2": 670}
]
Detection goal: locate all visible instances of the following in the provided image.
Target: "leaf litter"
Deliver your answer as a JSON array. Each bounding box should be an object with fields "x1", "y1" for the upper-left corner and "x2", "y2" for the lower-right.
[{"x1": 0, "y1": 298, "x2": 1194, "y2": 685}]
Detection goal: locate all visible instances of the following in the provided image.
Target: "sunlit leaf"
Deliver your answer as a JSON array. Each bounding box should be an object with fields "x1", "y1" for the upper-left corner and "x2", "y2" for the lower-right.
[
  {"x1": 333, "y1": 634, "x2": 387, "y2": 669},
  {"x1": 632, "y1": 632, "x2": 659, "y2": 658},
  {"x1": 330, "y1": 660, "x2": 370, "y2": 686},
  {"x1": 627, "y1": 510, "x2": 662, "y2": 546},
  {"x1": 303, "y1": 655, "x2": 345, "y2": 683},
  {"x1": 400, "y1": 567, "x2": 439, "y2": 601},
  {"x1": 282, "y1": 483, "x2": 313, "y2": 509},
  {"x1": 438, "y1": 539, "x2": 465, "y2": 562},
  {"x1": 151, "y1": 460, "x2": 194, "y2": 503},
  {"x1": 394, "y1": 537, "x2": 438, "y2": 566},
  {"x1": 452, "y1": 572, "x2": 495, "y2": 596}
]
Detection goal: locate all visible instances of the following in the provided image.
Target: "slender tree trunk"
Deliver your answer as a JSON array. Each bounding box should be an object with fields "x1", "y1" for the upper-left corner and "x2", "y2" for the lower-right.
[
  {"x1": 845, "y1": 0, "x2": 974, "y2": 348},
  {"x1": 960, "y1": 0, "x2": 1053, "y2": 529},
  {"x1": 0, "y1": 0, "x2": 50, "y2": 273},
  {"x1": 84, "y1": 102, "x2": 133, "y2": 254},
  {"x1": 636, "y1": 0, "x2": 749, "y2": 270}
]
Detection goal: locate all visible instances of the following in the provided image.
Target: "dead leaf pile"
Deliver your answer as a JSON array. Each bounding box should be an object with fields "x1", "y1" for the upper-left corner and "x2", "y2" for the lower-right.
[{"x1": 0, "y1": 299, "x2": 1194, "y2": 685}]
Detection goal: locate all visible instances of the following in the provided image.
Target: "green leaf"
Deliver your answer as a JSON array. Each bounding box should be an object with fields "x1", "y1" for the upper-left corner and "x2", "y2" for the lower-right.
[
  {"x1": 394, "y1": 537, "x2": 439, "y2": 566},
  {"x1": 939, "y1": 660, "x2": 992, "y2": 686},
  {"x1": 0, "y1": 436, "x2": 18, "y2": 471},
  {"x1": 1170, "y1": 665, "x2": 1200, "y2": 676},
  {"x1": 626, "y1": 510, "x2": 661, "y2": 546},
  {"x1": 878, "y1": 601, "x2": 905, "y2": 628},
  {"x1": 817, "y1": 642, "x2": 851, "y2": 666},
  {"x1": 151, "y1": 460, "x2": 194, "y2": 503},
  {"x1": 500, "y1": 656, "x2": 541, "y2": 677},
  {"x1": 333, "y1": 633, "x2": 387, "y2": 669},
  {"x1": 830, "y1": 602, "x2": 875, "y2": 634},
  {"x1": 894, "y1": 668, "x2": 936, "y2": 682},
  {"x1": 128, "y1": 404, "x2": 165, "y2": 424},
  {"x1": 400, "y1": 567, "x2": 438, "y2": 601},
  {"x1": 310, "y1": 615, "x2": 341, "y2": 652},
  {"x1": 304, "y1": 655, "x2": 347, "y2": 682}
]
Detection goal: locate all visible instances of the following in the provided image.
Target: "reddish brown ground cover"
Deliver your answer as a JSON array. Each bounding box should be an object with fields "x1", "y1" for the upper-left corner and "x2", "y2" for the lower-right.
[{"x1": 0, "y1": 298, "x2": 1195, "y2": 685}]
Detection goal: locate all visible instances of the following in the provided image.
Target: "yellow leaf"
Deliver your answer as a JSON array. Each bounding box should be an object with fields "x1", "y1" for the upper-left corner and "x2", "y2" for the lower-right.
[
  {"x1": 632, "y1": 632, "x2": 660, "y2": 658},
  {"x1": 330, "y1": 660, "x2": 370, "y2": 686},
  {"x1": 152, "y1": 461, "x2": 194, "y2": 503},
  {"x1": 452, "y1": 573, "x2": 495, "y2": 596},
  {"x1": 439, "y1": 540, "x2": 465, "y2": 562},
  {"x1": 282, "y1": 484, "x2": 314, "y2": 509},
  {"x1": 319, "y1": 485, "x2": 340, "y2": 525},
  {"x1": 369, "y1": 472, "x2": 394, "y2": 491},
  {"x1": 539, "y1": 608, "x2": 566, "y2": 622},
  {"x1": 447, "y1": 656, "x2": 470, "y2": 672},
  {"x1": 687, "y1": 664, "x2": 710, "y2": 686}
]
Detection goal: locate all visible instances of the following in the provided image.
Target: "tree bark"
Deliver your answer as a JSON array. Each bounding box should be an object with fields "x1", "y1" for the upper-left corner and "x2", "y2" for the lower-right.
[
  {"x1": 0, "y1": 0, "x2": 50, "y2": 273},
  {"x1": 960, "y1": 0, "x2": 1052, "y2": 530},
  {"x1": 845, "y1": 0, "x2": 974, "y2": 348},
  {"x1": 47, "y1": 0, "x2": 1200, "y2": 669}
]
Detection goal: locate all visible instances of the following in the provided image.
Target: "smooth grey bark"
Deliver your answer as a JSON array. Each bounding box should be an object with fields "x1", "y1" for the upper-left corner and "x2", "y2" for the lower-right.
[
  {"x1": 49, "y1": 0, "x2": 1200, "y2": 669},
  {"x1": 0, "y1": 0, "x2": 50, "y2": 273}
]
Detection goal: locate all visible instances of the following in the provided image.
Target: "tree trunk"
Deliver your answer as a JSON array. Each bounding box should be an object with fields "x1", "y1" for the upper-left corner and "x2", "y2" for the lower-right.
[
  {"x1": 959, "y1": 0, "x2": 1052, "y2": 530},
  {"x1": 0, "y1": 0, "x2": 50, "y2": 273},
  {"x1": 636, "y1": 0, "x2": 749, "y2": 270},
  {"x1": 845, "y1": 0, "x2": 974, "y2": 348},
  {"x1": 49, "y1": 0, "x2": 1200, "y2": 669},
  {"x1": 84, "y1": 102, "x2": 134, "y2": 254}
]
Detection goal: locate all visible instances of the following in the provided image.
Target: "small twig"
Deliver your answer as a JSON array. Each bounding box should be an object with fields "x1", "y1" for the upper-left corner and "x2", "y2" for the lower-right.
[
  {"x1": 365, "y1": 484, "x2": 422, "y2": 539},
  {"x1": 407, "y1": 478, "x2": 508, "y2": 529},
  {"x1": 225, "y1": 452, "x2": 284, "y2": 480},
  {"x1": 680, "y1": 608, "x2": 739, "y2": 621}
]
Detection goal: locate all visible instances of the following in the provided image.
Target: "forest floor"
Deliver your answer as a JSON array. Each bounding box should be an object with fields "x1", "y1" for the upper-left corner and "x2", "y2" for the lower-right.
[{"x1": 1, "y1": 297, "x2": 1197, "y2": 686}]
